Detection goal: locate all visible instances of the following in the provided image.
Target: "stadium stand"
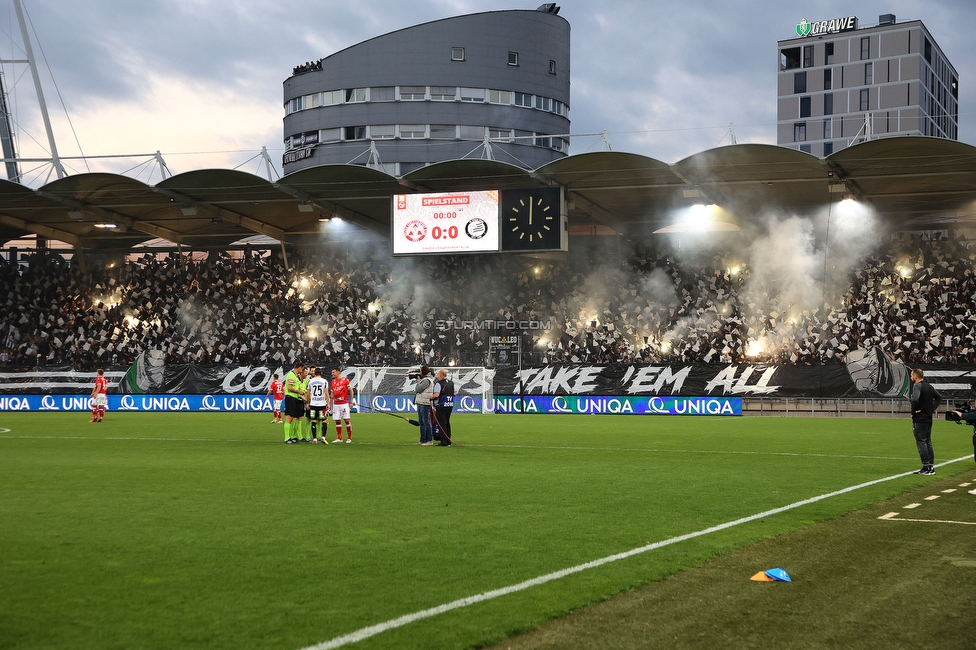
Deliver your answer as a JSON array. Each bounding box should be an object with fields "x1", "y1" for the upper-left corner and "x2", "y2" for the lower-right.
[{"x1": 2, "y1": 232, "x2": 975, "y2": 369}]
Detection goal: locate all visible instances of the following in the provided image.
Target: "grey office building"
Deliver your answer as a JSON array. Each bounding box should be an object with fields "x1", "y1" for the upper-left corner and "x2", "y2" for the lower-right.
[
  {"x1": 777, "y1": 14, "x2": 958, "y2": 157},
  {"x1": 282, "y1": 6, "x2": 571, "y2": 175}
]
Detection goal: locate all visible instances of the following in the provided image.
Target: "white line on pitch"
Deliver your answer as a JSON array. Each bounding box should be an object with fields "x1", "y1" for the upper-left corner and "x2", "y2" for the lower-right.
[
  {"x1": 298, "y1": 455, "x2": 972, "y2": 650},
  {"x1": 903, "y1": 503, "x2": 921, "y2": 509},
  {"x1": 879, "y1": 517, "x2": 976, "y2": 526}
]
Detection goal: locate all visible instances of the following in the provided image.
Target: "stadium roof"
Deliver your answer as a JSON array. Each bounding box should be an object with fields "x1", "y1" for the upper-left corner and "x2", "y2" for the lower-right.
[{"x1": 2, "y1": 136, "x2": 976, "y2": 252}]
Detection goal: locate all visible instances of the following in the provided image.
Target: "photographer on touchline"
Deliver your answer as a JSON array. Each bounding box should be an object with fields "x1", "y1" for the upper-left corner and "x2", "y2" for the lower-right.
[
  {"x1": 948, "y1": 394, "x2": 976, "y2": 464},
  {"x1": 414, "y1": 365, "x2": 434, "y2": 446}
]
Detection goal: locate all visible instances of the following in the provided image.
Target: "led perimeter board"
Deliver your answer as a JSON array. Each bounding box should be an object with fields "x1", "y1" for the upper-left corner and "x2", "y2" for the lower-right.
[{"x1": 391, "y1": 188, "x2": 566, "y2": 255}]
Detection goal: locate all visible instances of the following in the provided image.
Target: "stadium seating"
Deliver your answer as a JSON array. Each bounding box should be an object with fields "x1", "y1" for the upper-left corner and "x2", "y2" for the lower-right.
[{"x1": 1, "y1": 232, "x2": 974, "y2": 369}]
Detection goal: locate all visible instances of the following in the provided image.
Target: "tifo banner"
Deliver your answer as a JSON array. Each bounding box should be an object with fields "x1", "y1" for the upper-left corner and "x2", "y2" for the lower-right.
[
  {"x1": 492, "y1": 357, "x2": 976, "y2": 399},
  {"x1": 3, "y1": 347, "x2": 976, "y2": 399},
  {"x1": 491, "y1": 395, "x2": 742, "y2": 416},
  {"x1": 0, "y1": 367, "x2": 126, "y2": 393}
]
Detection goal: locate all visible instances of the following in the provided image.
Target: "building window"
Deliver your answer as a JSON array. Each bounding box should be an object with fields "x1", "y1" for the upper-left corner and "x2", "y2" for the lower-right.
[
  {"x1": 825, "y1": 42, "x2": 834, "y2": 64},
  {"x1": 794, "y1": 122, "x2": 807, "y2": 142},
  {"x1": 430, "y1": 86, "x2": 456, "y2": 101},
  {"x1": 399, "y1": 124, "x2": 426, "y2": 139},
  {"x1": 859, "y1": 89, "x2": 869, "y2": 111},
  {"x1": 489, "y1": 128, "x2": 513, "y2": 141},
  {"x1": 823, "y1": 119, "x2": 832, "y2": 139},
  {"x1": 460, "y1": 87, "x2": 485, "y2": 102},
  {"x1": 823, "y1": 141, "x2": 833, "y2": 156},
  {"x1": 508, "y1": 51, "x2": 519, "y2": 66},
  {"x1": 860, "y1": 36, "x2": 870, "y2": 60},
  {"x1": 534, "y1": 133, "x2": 551, "y2": 148},
  {"x1": 799, "y1": 96, "x2": 811, "y2": 118},
  {"x1": 399, "y1": 86, "x2": 426, "y2": 101},
  {"x1": 552, "y1": 100, "x2": 565, "y2": 116},
  {"x1": 370, "y1": 87, "x2": 395, "y2": 102},
  {"x1": 488, "y1": 89, "x2": 512, "y2": 104},
  {"x1": 513, "y1": 129, "x2": 533, "y2": 145},
  {"x1": 794, "y1": 72, "x2": 807, "y2": 94},
  {"x1": 320, "y1": 127, "x2": 341, "y2": 143},
  {"x1": 823, "y1": 68, "x2": 832, "y2": 90},
  {"x1": 781, "y1": 47, "x2": 800, "y2": 70},
  {"x1": 799, "y1": 144, "x2": 812, "y2": 153},
  {"x1": 924, "y1": 38, "x2": 932, "y2": 63},
  {"x1": 824, "y1": 93, "x2": 833, "y2": 115},
  {"x1": 451, "y1": 47, "x2": 465, "y2": 61},
  {"x1": 549, "y1": 60, "x2": 556, "y2": 74},
  {"x1": 514, "y1": 92, "x2": 533, "y2": 107},
  {"x1": 802, "y1": 45, "x2": 814, "y2": 68},
  {"x1": 864, "y1": 62, "x2": 873, "y2": 85},
  {"x1": 535, "y1": 96, "x2": 552, "y2": 111},
  {"x1": 459, "y1": 125, "x2": 485, "y2": 140},
  {"x1": 369, "y1": 125, "x2": 395, "y2": 140},
  {"x1": 429, "y1": 124, "x2": 456, "y2": 140},
  {"x1": 345, "y1": 88, "x2": 367, "y2": 103},
  {"x1": 344, "y1": 126, "x2": 366, "y2": 141}
]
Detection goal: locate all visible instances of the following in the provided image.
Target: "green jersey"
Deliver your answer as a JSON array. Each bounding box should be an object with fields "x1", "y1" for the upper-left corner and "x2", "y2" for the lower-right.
[{"x1": 284, "y1": 370, "x2": 304, "y2": 399}]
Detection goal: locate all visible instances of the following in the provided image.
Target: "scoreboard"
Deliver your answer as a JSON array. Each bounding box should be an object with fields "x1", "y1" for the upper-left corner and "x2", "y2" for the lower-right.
[{"x1": 392, "y1": 187, "x2": 566, "y2": 255}]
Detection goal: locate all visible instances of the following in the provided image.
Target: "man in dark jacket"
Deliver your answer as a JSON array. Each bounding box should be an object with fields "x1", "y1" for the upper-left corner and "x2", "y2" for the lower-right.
[
  {"x1": 431, "y1": 369, "x2": 455, "y2": 447},
  {"x1": 909, "y1": 368, "x2": 941, "y2": 475}
]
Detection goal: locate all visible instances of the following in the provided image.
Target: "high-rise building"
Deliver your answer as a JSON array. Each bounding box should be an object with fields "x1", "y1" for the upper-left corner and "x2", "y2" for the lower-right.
[
  {"x1": 777, "y1": 14, "x2": 958, "y2": 157},
  {"x1": 281, "y1": 6, "x2": 571, "y2": 176}
]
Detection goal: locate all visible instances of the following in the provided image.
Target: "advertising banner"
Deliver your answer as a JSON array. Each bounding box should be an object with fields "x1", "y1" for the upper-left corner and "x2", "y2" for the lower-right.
[
  {"x1": 0, "y1": 393, "x2": 488, "y2": 414},
  {"x1": 490, "y1": 395, "x2": 742, "y2": 415}
]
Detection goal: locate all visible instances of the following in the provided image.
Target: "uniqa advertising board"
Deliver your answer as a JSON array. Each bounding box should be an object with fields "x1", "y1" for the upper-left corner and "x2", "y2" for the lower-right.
[{"x1": 0, "y1": 394, "x2": 741, "y2": 415}]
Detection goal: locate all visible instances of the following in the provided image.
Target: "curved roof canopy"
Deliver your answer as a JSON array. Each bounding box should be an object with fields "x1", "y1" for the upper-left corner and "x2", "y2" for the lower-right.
[{"x1": 2, "y1": 136, "x2": 976, "y2": 251}]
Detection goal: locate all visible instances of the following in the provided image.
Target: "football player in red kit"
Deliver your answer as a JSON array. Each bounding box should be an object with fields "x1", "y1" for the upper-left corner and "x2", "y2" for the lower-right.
[
  {"x1": 90, "y1": 369, "x2": 108, "y2": 422},
  {"x1": 267, "y1": 373, "x2": 285, "y2": 423},
  {"x1": 330, "y1": 368, "x2": 355, "y2": 443}
]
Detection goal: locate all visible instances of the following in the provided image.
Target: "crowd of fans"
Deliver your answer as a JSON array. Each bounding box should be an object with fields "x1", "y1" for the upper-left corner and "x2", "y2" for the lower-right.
[{"x1": 2, "y1": 232, "x2": 976, "y2": 370}]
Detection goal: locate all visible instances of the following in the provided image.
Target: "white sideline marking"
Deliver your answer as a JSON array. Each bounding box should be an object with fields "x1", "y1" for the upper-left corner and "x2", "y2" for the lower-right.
[
  {"x1": 879, "y1": 517, "x2": 976, "y2": 526},
  {"x1": 903, "y1": 503, "x2": 921, "y2": 509},
  {"x1": 0, "y1": 427, "x2": 9, "y2": 433},
  {"x1": 942, "y1": 489, "x2": 957, "y2": 493},
  {"x1": 959, "y1": 483, "x2": 972, "y2": 487},
  {"x1": 879, "y1": 512, "x2": 900, "y2": 520},
  {"x1": 925, "y1": 495, "x2": 941, "y2": 501},
  {"x1": 298, "y1": 455, "x2": 972, "y2": 650}
]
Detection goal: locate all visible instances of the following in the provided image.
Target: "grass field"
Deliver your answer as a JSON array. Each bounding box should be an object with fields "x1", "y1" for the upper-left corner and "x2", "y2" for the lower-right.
[{"x1": 1, "y1": 412, "x2": 974, "y2": 650}]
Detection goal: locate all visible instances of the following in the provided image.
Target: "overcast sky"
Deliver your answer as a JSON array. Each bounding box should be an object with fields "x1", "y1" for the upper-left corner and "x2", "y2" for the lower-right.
[{"x1": 2, "y1": 0, "x2": 974, "y2": 184}]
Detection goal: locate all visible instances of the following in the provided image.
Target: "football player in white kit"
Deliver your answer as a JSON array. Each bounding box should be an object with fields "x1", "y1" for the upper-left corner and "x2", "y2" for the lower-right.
[{"x1": 307, "y1": 368, "x2": 330, "y2": 444}]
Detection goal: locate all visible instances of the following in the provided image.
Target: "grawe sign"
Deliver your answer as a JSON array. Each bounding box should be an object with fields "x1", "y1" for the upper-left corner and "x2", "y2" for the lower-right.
[{"x1": 796, "y1": 16, "x2": 857, "y2": 37}]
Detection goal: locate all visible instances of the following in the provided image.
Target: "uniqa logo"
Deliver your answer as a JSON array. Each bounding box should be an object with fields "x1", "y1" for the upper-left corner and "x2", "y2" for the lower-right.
[
  {"x1": 119, "y1": 395, "x2": 139, "y2": 411},
  {"x1": 796, "y1": 19, "x2": 812, "y2": 37},
  {"x1": 40, "y1": 395, "x2": 60, "y2": 411},
  {"x1": 201, "y1": 395, "x2": 221, "y2": 411}
]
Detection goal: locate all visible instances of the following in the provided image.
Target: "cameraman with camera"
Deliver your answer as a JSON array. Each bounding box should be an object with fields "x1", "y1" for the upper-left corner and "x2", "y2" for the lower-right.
[
  {"x1": 413, "y1": 365, "x2": 435, "y2": 446},
  {"x1": 947, "y1": 398, "x2": 976, "y2": 464}
]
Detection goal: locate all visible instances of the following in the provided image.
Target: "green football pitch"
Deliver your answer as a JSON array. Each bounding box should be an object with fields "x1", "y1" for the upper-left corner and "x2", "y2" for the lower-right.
[{"x1": 1, "y1": 412, "x2": 973, "y2": 650}]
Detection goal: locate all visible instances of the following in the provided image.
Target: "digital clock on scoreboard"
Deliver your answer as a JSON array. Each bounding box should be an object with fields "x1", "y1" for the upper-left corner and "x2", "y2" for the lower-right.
[{"x1": 391, "y1": 188, "x2": 566, "y2": 255}]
